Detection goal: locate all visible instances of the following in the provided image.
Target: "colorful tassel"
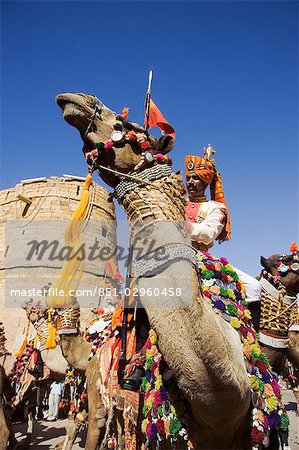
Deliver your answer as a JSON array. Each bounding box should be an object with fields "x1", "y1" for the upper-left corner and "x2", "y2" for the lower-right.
[
  {"x1": 45, "y1": 311, "x2": 57, "y2": 349},
  {"x1": 15, "y1": 320, "x2": 30, "y2": 358},
  {"x1": 122, "y1": 107, "x2": 129, "y2": 120},
  {"x1": 46, "y1": 173, "x2": 92, "y2": 308},
  {"x1": 289, "y1": 242, "x2": 299, "y2": 253}
]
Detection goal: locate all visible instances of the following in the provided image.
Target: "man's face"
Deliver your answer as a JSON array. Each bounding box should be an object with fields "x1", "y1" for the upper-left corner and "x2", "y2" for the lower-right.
[{"x1": 186, "y1": 172, "x2": 208, "y2": 200}]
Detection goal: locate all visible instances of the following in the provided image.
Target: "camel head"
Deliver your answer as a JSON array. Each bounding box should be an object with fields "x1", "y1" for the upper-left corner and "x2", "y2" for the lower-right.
[
  {"x1": 56, "y1": 92, "x2": 174, "y2": 187},
  {"x1": 22, "y1": 299, "x2": 45, "y2": 324},
  {"x1": 261, "y1": 252, "x2": 299, "y2": 296}
]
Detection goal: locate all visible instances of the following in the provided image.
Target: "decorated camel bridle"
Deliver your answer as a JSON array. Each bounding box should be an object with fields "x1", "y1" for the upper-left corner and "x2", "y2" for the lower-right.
[
  {"x1": 83, "y1": 97, "x2": 172, "y2": 185},
  {"x1": 259, "y1": 247, "x2": 299, "y2": 349},
  {"x1": 24, "y1": 298, "x2": 58, "y2": 351},
  {"x1": 83, "y1": 100, "x2": 197, "y2": 279}
]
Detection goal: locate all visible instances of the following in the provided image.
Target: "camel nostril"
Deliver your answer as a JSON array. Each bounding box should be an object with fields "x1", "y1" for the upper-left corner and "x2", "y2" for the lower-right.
[{"x1": 56, "y1": 96, "x2": 68, "y2": 109}]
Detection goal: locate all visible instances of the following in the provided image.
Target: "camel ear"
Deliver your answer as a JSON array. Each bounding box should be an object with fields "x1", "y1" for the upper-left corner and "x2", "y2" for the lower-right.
[
  {"x1": 261, "y1": 256, "x2": 272, "y2": 272},
  {"x1": 156, "y1": 135, "x2": 175, "y2": 154}
]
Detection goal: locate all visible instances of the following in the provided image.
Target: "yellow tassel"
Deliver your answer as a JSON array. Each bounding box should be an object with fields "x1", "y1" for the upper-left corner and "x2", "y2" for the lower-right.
[
  {"x1": 45, "y1": 310, "x2": 57, "y2": 349},
  {"x1": 46, "y1": 323, "x2": 57, "y2": 349},
  {"x1": 47, "y1": 173, "x2": 93, "y2": 308},
  {"x1": 16, "y1": 320, "x2": 30, "y2": 358}
]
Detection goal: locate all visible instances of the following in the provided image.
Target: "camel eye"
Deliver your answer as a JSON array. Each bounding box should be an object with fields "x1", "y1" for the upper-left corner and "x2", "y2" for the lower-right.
[{"x1": 92, "y1": 96, "x2": 103, "y2": 110}]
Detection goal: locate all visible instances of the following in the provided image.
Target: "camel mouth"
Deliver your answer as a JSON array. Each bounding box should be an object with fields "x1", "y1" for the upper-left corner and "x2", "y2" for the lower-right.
[
  {"x1": 56, "y1": 93, "x2": 115, "y2": 153},
  {"x1": 56, "y1": 95, "x2": 91, "y2": 129}
]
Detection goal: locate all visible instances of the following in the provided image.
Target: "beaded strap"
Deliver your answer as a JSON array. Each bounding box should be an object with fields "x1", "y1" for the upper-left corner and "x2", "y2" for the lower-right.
[
  {"x1": 35, "y1": 318, "x2": 50, "y2": 349},
  {"x1": 57, "y1": 307, "x2": 80, "y2": 334},
  {"x1": 115, "y1": 164, "x2": 173, "y2": 201},
  {"x1": 133, "y1": 243, "x2": 196, "y2": 279},
  {"x1": 260, "y1": 276, "x2": 297, "y2": 333}
]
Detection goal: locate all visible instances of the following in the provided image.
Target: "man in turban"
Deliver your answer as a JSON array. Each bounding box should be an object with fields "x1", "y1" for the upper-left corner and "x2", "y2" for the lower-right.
[{"x1": 185, "y1": 147, "x2": 261, "y2": 319}]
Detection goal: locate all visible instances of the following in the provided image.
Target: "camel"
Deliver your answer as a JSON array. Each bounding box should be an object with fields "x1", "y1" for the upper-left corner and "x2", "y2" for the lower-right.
[
  {"x1": 258, "y1": 253, "x2": 299, "y2": 375},
  {"x1": 4, "y1": 302, "x2": 81, "y2": 450},
  {"x1": 24, "y1": 299, "x2": 100, "y2": 450},
  {"x1": 24, "y1": 288, "x2": 116, "y2": 449},
  {"x1": 55, "y1": 92, "x2": 253, "y2": 449},
  {"x1": 23, "y1": 299, "x2": 68, "y2": 377},
  {"x1": 1, "y1": 315, "x2": 60, "y2": 449},
  {"x1": 56, "y1": 306, "x2": 116, "y2": 449}
]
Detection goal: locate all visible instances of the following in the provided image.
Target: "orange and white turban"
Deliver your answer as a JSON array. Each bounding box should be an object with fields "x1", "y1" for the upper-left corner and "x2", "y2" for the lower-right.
[{"x1": 185, "y1": 155, "x2": 231, "y2": 242}]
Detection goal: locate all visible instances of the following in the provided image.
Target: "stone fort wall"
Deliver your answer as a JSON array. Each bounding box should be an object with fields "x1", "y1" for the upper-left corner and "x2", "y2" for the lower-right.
[{"x1": 0, "y1": 175, "x2": 116, "y2": 359}]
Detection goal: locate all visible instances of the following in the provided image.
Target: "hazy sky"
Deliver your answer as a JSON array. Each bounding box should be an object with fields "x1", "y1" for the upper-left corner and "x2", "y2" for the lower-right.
[{"x1": 1, "y1": 1, "x2": 298, "y2": 275}]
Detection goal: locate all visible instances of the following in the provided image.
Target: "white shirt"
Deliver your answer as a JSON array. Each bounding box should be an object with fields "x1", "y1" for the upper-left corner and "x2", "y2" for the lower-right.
[
  {"x1": 188, "y1": 200, "x2": 226, "y2": 246},
  {"x1": 50, "y1": 381, "x2": 62, "y2": 395},
  {"x1": 187, "y1": 200, "x2": 261, "y2": 303}
]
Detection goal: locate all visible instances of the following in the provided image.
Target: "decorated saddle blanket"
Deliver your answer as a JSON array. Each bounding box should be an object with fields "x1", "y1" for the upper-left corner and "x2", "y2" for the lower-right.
[
  {"x1": 196, "y1": 251, "x2": 289, "y2": 448},
  {"x1": 97, "y1": 329, "x2": 140, "y2": 420},
  {"x1": 197, "y1": 251, "x2": 249, "y2": 327},
  {"x1": 142, "y1": 251, "x2": 289, "y2": 449}
]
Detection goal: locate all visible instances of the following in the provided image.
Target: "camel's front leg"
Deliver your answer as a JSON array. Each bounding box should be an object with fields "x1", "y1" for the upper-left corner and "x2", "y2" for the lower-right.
[
  {"x1": 5, "y1": 410, "x2": 17, "y2": 450},
  {"x1": 58, "y1": 420, "x2": 81, "y2": 450},
  {"x1": 114, "y1": 409, "x2": 125, "y2": 450},
  {"x1": 85, "y1": 402, "x2": 107, "y2": 450},
  {"x1": 293, "y1": 388, "x2": 299, "y2": 416},
  {"x1": 288, "y1": 331, "x2": 299, "y2": 370},
  {"x1": 17, "y1": 409, "x2": 34, "y2": 449},
  {"x1": 85, "y1": 358, "x2": 107, "y2": 450}
]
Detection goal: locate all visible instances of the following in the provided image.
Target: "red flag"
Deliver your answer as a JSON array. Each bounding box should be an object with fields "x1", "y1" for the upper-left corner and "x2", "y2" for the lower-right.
[{"x1": 144, "y1": 99, "x2": 175, "y2": 138}]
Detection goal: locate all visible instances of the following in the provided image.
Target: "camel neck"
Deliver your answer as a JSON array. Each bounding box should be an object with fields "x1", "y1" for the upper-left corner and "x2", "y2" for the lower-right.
[
  {"x1": 115, "y1": 165, "x2": 187, "y2": 232},
  {"x1": 260, "y1": 271, "x2": 297, "y2": 297}
]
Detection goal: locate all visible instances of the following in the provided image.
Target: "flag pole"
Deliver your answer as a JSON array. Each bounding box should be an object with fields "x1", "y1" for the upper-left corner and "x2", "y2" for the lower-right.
[{"x1": 145, "y1": 70, "x2": 153, "y2": 130}]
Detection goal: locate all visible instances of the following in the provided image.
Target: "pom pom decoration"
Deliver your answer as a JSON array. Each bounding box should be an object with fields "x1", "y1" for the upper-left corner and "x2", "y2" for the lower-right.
[
  {"x1": 9, "y1": 340, "x2": 34, "y2": 393},
  {"x1": 104, "y1": 140, "x2": 114, "y2": 150},
  {"x1": 141, "y1": 141, "x2": 151, "y2": 151},
  {"x1": 83, "y1": 109, "x2": 172, "y2": 174},
  {"x1": 289, "y1": 242, "x2": 299, "y2": 253},
  {"x1": 126, "y1": 130, "x2": 137, "y2": 141},
  {"x1": 141, "y1": 330, "x2": 188, "y2": 445},
  {"x1": 154, "y1": 153, "x2": 164, "y2": 163},
  {"x1": 196, "y1": 250, "x2": 289, "y2": 446},
  {"x1": 251, "y1": 427, "x2": 264, "y2": 444},
  {"x1": 122, "y1": 107, "x2": 129, "y2": 120},
  {"x1": 163, "y1": 155, "x2": 172, "y2": 164}
]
